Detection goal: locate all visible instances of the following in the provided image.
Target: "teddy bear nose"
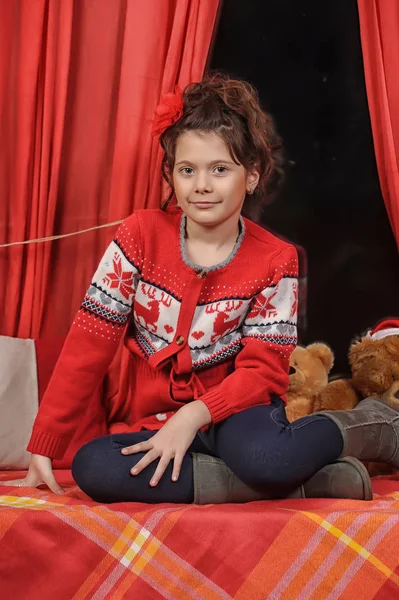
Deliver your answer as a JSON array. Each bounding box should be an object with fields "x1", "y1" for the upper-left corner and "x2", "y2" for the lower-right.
[{"x1": 289, "y1": 366, "x2": 296, "y2": 375}]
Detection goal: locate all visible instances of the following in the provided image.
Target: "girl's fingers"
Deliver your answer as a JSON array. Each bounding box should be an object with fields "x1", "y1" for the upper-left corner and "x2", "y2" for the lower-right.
[
  {"x1": 130, "y1": 450, "x2": 158, "y2": 476},
  {"x1": 0, "y1": 474, "x2": 63, "y2": 495},
  {"x1": 171, "y1": 454, "x2": 184, "y2": 482},
  {"x1": 0, "y1": 478, "x2": 26, "y2": 487},
  {"x1": 122, "y1": 441, "x2": 152, "y2": 456},
  {"x1": 43, "y1": 474, "x2": 64, "y2": 495},
  {"x1": 149, "y1": 456, "x2": 172, "y2": 487}
]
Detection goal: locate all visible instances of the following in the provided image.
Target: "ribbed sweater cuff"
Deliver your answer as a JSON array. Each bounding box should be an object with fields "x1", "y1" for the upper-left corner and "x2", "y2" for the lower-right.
[
  {"x1": 199, "y1": 388, "x2": 233, "y2": 423},
  {"x1": 27, "y1": 428, "x2": 71, "y2": 460}
]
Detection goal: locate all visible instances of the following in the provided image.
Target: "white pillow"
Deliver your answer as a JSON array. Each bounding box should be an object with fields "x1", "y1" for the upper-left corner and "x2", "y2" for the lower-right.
[{"x1": 0, "y1": 336, "x2": 38, "y2": 469}]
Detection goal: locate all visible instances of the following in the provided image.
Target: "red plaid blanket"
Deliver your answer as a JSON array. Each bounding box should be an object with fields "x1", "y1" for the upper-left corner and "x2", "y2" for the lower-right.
[{"x1": 1, "y1": 471, "x2": 399, "y2": 599}]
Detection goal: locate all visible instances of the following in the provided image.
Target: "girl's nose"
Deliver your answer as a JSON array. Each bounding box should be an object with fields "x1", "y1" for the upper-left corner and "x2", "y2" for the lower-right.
[{"x1": 194, "y1": 173, "x2": 213, "y2": 194}]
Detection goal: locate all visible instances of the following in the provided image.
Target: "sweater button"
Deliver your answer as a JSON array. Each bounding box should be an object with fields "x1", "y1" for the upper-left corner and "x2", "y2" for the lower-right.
[
  {"x1": 197, "y1": 270, "x2": 207, "y2": 279},
  {"x1": 175, "y1": 335, "x2": 185, "y2": 346}
]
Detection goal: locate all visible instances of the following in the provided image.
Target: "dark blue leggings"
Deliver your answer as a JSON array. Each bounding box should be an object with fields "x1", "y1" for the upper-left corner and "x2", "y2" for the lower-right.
[{"x1": 72, "y1": 398, "x2": 343, "y2": 504}]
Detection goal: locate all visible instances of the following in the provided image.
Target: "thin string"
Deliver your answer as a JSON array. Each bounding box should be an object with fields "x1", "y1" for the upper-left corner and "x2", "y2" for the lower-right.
[{"x1": 0, "y1": 219, "x2": 124, "y2": 249}]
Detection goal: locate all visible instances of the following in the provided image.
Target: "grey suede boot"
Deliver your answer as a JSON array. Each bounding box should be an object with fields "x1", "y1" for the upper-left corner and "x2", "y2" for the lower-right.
[
  {"x1": 314, "y1": 397, "x2": 399, "y2": 467},
  {"x1": 192, "y1": 454, "x2": 372, "y2": 504}
]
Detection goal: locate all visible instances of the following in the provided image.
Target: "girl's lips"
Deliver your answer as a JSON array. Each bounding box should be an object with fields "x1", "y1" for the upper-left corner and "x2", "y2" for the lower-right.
[{"x1": 190, "y1": 201, "x2": 220, "y2": 208}]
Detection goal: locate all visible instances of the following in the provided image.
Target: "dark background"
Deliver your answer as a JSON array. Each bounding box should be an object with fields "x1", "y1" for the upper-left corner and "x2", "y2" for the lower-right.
[{"x1": 210, "y1": 0, "x2": 399, "y2": 373}]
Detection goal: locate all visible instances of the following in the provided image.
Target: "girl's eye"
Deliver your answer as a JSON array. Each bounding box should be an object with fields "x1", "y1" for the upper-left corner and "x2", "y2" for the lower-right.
[
  {"x1": 180, "y1": 167, "x2": 194, "y2": 175},
  {"x1": 214, "y1": 166, "x2": 228, "y2": 174}
]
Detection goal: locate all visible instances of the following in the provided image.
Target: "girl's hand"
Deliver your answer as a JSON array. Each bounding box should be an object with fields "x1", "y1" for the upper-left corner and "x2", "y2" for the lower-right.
[
  {"x1": 121, "y1": 400, "x2": 211, "y2": 486},
  {"x1": 0, "y1": 453, "x2": 64, "y2": 495}
]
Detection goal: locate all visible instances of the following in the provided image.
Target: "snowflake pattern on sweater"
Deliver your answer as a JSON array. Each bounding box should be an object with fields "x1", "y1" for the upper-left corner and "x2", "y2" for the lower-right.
[{"x1": 75, "y1": 225, "x2": 142, "y2": 341}]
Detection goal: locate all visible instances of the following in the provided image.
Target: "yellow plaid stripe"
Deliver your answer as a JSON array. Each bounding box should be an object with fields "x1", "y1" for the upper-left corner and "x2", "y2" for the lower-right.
[
  {"x1": 303, "y1": 510, "x2": 399, "y2": 585},
  {"x1": 111, "y1": 520, "x2": 161, "y2": 572},
  {"x1": 0, "y1": 495, "x2": 58, "y2": 509},
  {"x1": 107, "y1": 515, "x2": 229, "y2": 600}
]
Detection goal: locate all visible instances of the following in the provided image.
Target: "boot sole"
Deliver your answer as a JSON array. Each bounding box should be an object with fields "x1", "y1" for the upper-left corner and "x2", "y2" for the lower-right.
[{"x1": 337, "y1": 456, "x2": 373, "y2": 501}]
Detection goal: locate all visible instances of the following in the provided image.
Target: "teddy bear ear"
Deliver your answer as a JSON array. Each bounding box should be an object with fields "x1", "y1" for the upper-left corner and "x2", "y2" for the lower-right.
[{"x1": 306, "y1": 343, "x2": 335, "y2": 373}]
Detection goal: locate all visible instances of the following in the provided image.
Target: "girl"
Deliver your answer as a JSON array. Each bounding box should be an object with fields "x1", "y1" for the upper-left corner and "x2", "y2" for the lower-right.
[{"x1": 5, "y1": 74, "x2": 399, "y2": 503}]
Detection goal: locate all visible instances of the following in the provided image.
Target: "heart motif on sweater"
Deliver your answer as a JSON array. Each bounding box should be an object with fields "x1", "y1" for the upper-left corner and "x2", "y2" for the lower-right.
[
  {"x1": 192, "y1": 331, "x2": 204, "y2": 340},
  {"x1": 87, "y1": 286, "x2": 97, "y2": 297},
  {"x1": 164, "y1": 324, "x2": 174, "y2": 334},
  {"x1": 203, "y1": 345, "x2": 215, "y2": 355},
  {"x1": 277, "y1": 324, "x2": 289, "y2": 333},
  {"x1": 100, "y1": 293, "x2": 112, "y2": 305},
  {"x1": 116, "y1": 302, "x2": 130, "y2": 314}
]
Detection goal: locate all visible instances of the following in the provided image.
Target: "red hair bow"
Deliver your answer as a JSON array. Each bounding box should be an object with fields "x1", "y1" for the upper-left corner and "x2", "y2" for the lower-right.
[{"x1": 152, "y1": 86, "x2": 184, "y2": 136}]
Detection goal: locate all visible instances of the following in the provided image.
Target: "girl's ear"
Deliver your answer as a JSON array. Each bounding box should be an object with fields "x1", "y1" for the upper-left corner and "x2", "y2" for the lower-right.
[
  {"x1": 246, "y1": 164, "x2": 260, "y2": 194},
  {"x1": 164, "y1": 163, "x2": 172, "y2": 181}
]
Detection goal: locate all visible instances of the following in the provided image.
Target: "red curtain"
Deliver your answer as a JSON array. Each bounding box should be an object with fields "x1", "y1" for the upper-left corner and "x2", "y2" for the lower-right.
[
  {"x1": 357, "y1": 0, "x2": 399, "y2": 249},
  {"x1": 0, "y1": 0, "x2": 220, "y2": 338}
]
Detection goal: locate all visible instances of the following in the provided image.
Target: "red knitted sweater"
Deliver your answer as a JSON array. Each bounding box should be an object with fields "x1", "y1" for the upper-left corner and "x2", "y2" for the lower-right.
[{"x1": 27, "y1": 208, "x2": 298, "y2": 459}]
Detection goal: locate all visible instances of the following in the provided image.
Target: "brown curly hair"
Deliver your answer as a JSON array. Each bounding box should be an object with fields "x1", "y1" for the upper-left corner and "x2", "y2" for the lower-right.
[{"x1": 159, "y1": 72, "x2": 284, "y2": 209}]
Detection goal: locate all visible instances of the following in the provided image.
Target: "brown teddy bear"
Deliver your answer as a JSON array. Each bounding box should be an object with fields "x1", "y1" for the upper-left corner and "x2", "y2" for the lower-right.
[
  {"x1": 314, "y1": 318, "x2": 399, "y2": 412},
  {"x1": 285, "y1": 343, "x2": 334, "y2": 422},
  {"x1": 381, "y1": 380, "x2": 399, "y2": 410},
  {"x1": 286, "y1": 320, "x2": 399, "y2": 477}
]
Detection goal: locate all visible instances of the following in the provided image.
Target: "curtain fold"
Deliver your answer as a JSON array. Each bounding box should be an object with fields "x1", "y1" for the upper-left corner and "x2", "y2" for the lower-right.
[
  {"x1": 357, "y1": 0, "x2": 399, "y2": 249},
  {"x1": 0, "y1": 0, "x2": 220, "y2": 338},
  {"x1": 0, "y1": 1, "x2": 74, "y2": 337}
]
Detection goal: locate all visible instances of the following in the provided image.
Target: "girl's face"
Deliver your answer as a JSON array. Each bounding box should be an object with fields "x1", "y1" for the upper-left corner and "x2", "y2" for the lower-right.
[{"x1": 172, "y1": 131, "x2": 259, "y2": 227}]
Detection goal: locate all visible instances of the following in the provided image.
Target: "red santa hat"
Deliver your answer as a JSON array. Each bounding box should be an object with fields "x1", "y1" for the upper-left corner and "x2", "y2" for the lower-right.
[{"x1": 366, "y1": 318, "x2": 399, "y2": 341}]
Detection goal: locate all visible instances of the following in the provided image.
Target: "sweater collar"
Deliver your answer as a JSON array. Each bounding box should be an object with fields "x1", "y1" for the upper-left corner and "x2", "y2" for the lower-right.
[{"x1": 179, "y1": 213, "x2": 246, "y2": 273}]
